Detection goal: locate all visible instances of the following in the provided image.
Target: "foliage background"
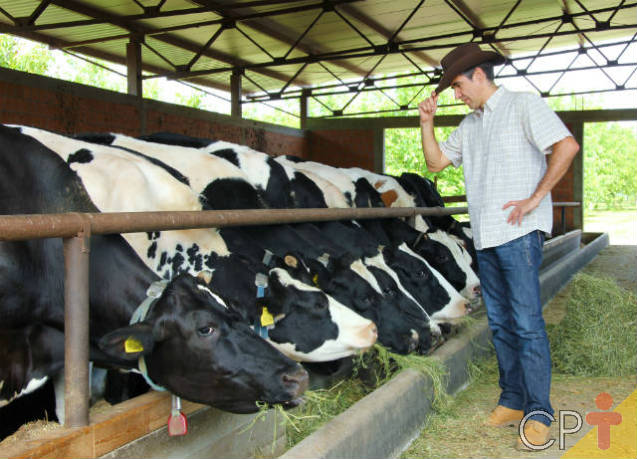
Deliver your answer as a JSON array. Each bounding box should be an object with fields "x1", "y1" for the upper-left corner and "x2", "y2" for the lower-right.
[{"x1": 1, "y1": 34, "x2": 635, "y2": 210}]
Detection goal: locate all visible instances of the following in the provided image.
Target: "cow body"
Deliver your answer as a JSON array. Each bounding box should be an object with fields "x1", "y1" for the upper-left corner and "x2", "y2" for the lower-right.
[
  {"x1": 43, "y1": 127, "x2": 378, "y2": 362},
  {"x1": 0, "y1": 125, "x2": 308, "y2": 415}
]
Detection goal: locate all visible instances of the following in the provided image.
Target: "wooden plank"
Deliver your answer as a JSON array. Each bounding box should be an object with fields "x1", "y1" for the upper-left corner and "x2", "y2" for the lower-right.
[{"x1": 0, "y1": 392, "x2": 205, "y2": 459}]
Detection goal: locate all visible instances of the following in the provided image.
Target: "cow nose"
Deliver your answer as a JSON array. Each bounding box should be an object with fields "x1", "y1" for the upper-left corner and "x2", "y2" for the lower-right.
[
  {"x1": 367, "y1": 322, "x2": 378, "y2": 342},
  {"x1": 430, "y1": 332, "x2": 445, "y2": 352},
  {"x1": 463, "y1": 300, "x2": 473, "y2": 314},
  {"x1": 282, "y1": 367, "x2": 309, "y2": 396}
]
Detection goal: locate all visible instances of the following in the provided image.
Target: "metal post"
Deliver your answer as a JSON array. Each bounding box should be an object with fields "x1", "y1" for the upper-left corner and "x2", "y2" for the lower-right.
[
  {"x1": 63, "y1": 233, "x2": 91, "y2": 427},
  {"x1": 231, "y1": 69, "x2": 242, "y2": 118},
  {"x1": 126, "y1": 36, "x2": 142, "y2": 97},
  {"x1": 561, "y1": 206, "x2": 566, "y2": 235}
]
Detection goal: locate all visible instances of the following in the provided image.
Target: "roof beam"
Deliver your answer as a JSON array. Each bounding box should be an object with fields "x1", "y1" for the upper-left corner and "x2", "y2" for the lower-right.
[
  {"x1": 5, "y1": 26, "x2": 233, "y2": 94},
  {"x1": 559, "y1": 0, "x2": 585, "y2": 46},
  {"x1": 445, "y1": 0, "x2": 512, "y2": 56},
  {"x1": 337, "y1": 3, "x2": 438, "y2": 67},
  {"x1": 191, "y1": 0, "x2": 370, "y2": 79},
  {"x1": 43, "y1": 0, "x2": 306, "y2": 87}
]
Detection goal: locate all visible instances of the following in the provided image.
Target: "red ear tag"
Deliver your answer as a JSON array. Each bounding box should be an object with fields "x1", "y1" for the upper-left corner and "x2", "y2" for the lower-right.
[{"x1": 167, "y1": 395, "x2": 188, "y2": 436}]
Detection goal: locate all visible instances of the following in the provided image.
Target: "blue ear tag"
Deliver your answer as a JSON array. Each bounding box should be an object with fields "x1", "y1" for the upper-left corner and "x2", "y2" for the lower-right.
[{"x1": 253, "y1": 273, "x2": 270, "y2": 338}]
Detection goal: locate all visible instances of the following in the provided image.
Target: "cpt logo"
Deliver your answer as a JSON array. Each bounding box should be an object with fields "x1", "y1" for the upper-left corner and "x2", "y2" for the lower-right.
[
  {"x1": 519, "y1": 392, "x2": 623, "y2": 451},
  {"x1": 585, "y1": 392, "x2": 622, "y2": 450}
]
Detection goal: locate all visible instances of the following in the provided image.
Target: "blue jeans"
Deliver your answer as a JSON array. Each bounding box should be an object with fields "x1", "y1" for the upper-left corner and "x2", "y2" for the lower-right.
[{"x1": 476, "y1": 231, "x2": 553, "y2": 426}]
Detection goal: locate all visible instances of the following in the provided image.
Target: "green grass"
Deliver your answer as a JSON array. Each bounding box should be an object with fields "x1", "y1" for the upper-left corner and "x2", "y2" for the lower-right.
[{"x1": 584, "y1": 208, "x2": 636, "y2": 245}]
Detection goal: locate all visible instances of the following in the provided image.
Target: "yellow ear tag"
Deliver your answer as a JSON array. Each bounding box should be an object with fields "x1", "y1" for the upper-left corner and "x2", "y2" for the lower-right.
[
  {"x1": 312, "y1": 274, "x2": 319, "y2": 286},
  {"x1": 260, "y1": 307, "x2": 274, "y2": 327},
  {"x1": 124, "y1": 337, "x2": 144, "y2": 354}
]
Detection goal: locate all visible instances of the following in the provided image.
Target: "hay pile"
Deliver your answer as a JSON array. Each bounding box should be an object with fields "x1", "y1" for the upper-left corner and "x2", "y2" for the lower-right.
[
  {"x1": 284, "y1": 344, "x2": 451, "y2": 448},
  {"x1": 547, "y1": 272, "x2": 637, "y2": 376}
]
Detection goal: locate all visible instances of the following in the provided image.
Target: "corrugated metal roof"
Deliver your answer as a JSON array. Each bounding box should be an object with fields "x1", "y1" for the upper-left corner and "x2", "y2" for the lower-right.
[{"x1": 0, "y1": 0, "x2": 635, "y2": 103}]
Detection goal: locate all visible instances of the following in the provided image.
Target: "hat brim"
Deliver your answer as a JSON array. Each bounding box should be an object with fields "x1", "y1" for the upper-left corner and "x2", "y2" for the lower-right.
[{"x1": 435, "y1": 51, "x2": 505, "y2": 94}]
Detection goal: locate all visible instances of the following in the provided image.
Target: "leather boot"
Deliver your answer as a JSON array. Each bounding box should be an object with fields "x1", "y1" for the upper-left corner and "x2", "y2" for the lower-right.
[
  {"x1": 516, "y1": 419, "x2": 551, "y2": 450},
  {"x1": 483, "y1": 405, "x2": 524, "y2": 427}
]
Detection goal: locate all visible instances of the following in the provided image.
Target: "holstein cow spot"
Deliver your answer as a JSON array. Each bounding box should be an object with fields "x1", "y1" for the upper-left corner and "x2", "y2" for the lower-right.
[
  {"x1": 380, "y1": 190, "x2": 398, "y2": 207},
  {"x1": 147, "y1": 241, "x2": 158, "y2": 259},
  {"x1": 67, "y1": 148, "x2": 94, "y2": 164}
]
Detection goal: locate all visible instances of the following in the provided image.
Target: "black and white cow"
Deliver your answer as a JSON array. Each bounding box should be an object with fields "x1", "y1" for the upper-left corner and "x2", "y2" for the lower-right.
[
  {"x1": 96, "y1": 132, "x2": 469, "y2": 349},
  {"x1": 0, "y1": 125, "x2": 309, "y2": 416},
  {"x1": 37, "y1": 127, "x2": 378, "y2": 362},
  {"x1": 396, "y1": 172, "x2": 478, "y2": 273},
  {"x1": 337, "y1": 169, "x2": 479, "y2": 298}
]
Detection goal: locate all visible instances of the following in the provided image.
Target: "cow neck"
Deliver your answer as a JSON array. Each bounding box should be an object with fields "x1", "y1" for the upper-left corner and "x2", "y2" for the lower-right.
[{"x1": 129, "y1": 280, "x2": 169, "y2": 392}]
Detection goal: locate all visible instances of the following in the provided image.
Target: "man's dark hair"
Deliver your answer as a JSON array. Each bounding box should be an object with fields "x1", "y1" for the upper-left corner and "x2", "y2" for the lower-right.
[{"x1": 462, "y1": 62, "x2": 495, "y2": 82}]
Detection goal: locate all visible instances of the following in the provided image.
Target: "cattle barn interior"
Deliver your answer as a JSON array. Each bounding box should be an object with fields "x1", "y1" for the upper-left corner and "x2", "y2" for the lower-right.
[{"x1": 0, "y1": 0, "x2": 635, "y2": 458}]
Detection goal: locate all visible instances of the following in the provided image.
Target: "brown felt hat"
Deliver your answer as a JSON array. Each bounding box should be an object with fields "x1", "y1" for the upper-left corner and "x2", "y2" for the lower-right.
[{"x1": 435, "y1": 43, "x2": 505, "y2": 94}]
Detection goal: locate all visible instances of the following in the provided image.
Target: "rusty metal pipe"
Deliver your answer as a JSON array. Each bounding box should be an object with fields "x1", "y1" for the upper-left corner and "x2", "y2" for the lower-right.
[
  {"x1": 0, "y1": 207, "x2": 468, "y2": 241},
  {"x1": 63, "y1": 233, "x2": 90, "y2": 427}
]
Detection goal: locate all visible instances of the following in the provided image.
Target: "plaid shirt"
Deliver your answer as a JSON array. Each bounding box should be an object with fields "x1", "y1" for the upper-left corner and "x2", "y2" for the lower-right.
[{"x1": 440, "y1": 86, "x2": 572, "y2": 250}]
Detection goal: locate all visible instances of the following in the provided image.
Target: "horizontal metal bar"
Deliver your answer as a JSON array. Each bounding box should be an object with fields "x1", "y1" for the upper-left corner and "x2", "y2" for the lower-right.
[
  {"x1": 553, "y1": 202, "x2": 581, "y2": 207},
  {"x1": 0, "y1": 207, "x2": 468, "y2": 242}
]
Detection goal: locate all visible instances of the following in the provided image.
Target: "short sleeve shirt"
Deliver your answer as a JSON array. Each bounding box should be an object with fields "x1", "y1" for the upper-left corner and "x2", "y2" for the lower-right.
[{"x1": 439, "y1": 87, "x2": 572, "y2": 250}]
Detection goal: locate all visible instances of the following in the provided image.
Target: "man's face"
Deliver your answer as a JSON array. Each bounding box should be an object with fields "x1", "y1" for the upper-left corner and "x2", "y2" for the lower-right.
[{"x1": 450, "y1": 71, "x2": 482, "y2": 109}]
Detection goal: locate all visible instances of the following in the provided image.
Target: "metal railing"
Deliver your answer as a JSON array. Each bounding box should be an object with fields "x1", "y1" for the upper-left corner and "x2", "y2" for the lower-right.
[{"x1": 0, "y1": 205, "x2": 468, "y2": 428}]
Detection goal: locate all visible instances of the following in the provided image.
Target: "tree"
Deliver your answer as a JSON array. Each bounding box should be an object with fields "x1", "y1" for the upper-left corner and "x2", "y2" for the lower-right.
[
  {"x1": 584, "y1": 122, "x2": 637, "y2": 209},
  {"x1": 0, "y1": 34, "x2": 51, "y2": 74}
]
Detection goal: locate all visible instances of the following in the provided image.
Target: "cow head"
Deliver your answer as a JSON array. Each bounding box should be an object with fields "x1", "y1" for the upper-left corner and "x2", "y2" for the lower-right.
[
  {"x1": 414, "y1": 231, "x2": 480, "y2": 300},
  {"x1": 262, "y1": 267, "x2": 378, "y2": 362},
  {"x1": 382, "y1": 244, "x2": 471, "y2": 322},
  {"x1": 307, "y1": 254, "x2": 433, "y2": 355},
  {"x1": 98, "y1": 273, "x2": 308, "y2": 413}
]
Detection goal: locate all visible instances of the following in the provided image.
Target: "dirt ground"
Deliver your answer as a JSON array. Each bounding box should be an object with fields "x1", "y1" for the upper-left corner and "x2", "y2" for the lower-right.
[{"x1": 402, "y1": 244, "x2": 637, "y2": 458}]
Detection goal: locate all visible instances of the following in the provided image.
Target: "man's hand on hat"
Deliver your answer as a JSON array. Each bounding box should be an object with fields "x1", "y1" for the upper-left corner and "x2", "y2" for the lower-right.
[{"x1": 418, "y1": 92, "x2": 439, "y2": 125}]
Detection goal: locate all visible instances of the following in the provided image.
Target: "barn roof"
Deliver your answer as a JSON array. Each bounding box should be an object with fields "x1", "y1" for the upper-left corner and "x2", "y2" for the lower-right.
[{"x1": 1, "y1": 1, "x2": 635, "y2": 108}]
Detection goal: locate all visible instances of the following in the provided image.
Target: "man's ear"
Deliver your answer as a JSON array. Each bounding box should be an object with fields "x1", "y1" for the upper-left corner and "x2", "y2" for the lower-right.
[
  {"x1": 472, "y1": 66, "x2": 486, "y2": 83},
  {"x1": 98, "y1": 323, "x2": 155, "y2": 361}
]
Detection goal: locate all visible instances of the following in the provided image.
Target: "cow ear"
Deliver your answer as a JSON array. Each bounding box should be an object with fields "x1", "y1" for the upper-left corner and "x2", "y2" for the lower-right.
[
  {"x1": 284, "y1": 254, "x2": 298, "y2": 269},
  {"x1": 197, "y1": 270, "x2": 213, "y2": 285},
  {"x1": 98, "y1": 323, "x2": 155, "y2": 361}
]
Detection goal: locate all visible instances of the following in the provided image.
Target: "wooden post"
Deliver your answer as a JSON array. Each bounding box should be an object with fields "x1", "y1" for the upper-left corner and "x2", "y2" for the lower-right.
[
  {"x1": 231, "y1": 69, "x2": 242, "y2": 118},
  {"x1": 373, "y1": 128, "x2": 385, "y2": 173},
  {"x1": 126, "y1": 37, "x2": 142, "y2": 97},
  {"x1": 300, "y1": 88, "x2": 310, "y2": 129}
]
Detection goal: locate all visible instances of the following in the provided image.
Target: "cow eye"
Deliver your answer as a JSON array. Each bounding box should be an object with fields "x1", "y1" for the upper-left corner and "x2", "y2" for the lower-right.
[
  {"x1": 418, "y1": 270, "x2": 429, "y2": 279},
  {"x1": 383, "y1": 288, "x2": 395, "y2": 297},
  {"x1": 437, "y1": 254, "x2": 449, "y2": 263},
  {"x1": 197, "y1": 326, "x2": 214, "y2": 337}
]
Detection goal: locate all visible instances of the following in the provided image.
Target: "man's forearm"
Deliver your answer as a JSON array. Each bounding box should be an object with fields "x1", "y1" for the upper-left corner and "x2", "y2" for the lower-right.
[
  {"x1": 420, "y1": 123, "x2": 449, "y2": 172},
  {"x1": 531, "y1": 136, "x2": 580, "y2": 202}
]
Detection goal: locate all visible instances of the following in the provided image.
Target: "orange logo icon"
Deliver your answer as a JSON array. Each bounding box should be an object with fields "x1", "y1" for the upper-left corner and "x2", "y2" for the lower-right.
[{"x1": 585, "y1": 392, "x2": 623, "y2": 450}]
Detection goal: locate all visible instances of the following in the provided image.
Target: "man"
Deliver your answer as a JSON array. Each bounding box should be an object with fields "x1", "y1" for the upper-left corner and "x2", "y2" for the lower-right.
[{"x1": 418, "y1": 43, "x2": 579, "y2": 450}]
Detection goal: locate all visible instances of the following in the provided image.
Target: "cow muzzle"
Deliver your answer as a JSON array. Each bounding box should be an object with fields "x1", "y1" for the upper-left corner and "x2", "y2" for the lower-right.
[
  {"x1": 282, "y1": 366, "x2": 310, "y2": 398},
  {"x1": 358, "y1": 322, "x2": 378, "y2": 351}
]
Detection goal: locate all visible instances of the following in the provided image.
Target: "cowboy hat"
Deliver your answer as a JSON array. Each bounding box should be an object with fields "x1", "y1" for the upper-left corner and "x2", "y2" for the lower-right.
[{"x1": 435, "y1": 43, "x2": 505, "y2": 94}]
